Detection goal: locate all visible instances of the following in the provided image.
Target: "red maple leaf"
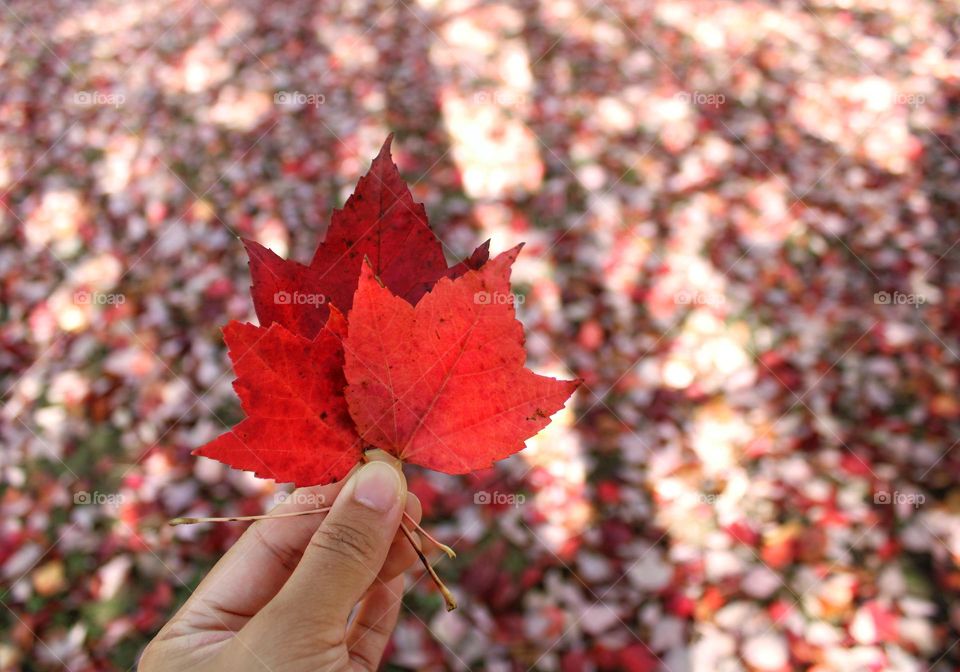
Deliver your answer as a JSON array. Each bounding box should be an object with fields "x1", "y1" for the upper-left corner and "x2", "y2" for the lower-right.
[
  {"x1": 244, "y1": 136, "x2": 489, "y2": 339},
  {"x1": 196, "y1": 137, "x2": 577, "y2": 488},
  {"x1": 193, "y1": 309, "x2": 362, "y2": 485},
  {"x1": 342, "y1": 246, "x2": 580, "y2": 473}
]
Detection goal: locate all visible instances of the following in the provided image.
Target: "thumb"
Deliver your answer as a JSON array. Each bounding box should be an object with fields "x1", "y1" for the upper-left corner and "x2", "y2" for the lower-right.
[{"x1": 269, "y1": 460, "x2": 406, "y2": 629}]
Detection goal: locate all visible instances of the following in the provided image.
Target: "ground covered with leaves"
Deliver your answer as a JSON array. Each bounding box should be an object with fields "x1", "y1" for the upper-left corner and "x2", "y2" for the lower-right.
[{"x1": 2, "y1": 0, "x2": 960, "y2": 670}]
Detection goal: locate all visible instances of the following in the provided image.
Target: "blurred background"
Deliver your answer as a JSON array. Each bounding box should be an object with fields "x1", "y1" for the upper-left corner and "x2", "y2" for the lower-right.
[{"x1": 2, "y1": 0, "x2": 960, "y2": 670}]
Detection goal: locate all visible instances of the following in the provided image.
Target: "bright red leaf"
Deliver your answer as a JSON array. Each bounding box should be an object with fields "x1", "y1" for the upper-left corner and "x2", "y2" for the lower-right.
[
  {"x1": 193, "y1": 312, "x2": 362, "y2": 486},
  {"x1": 342, "y1": 246, "x2": 580, "y2": 474}
]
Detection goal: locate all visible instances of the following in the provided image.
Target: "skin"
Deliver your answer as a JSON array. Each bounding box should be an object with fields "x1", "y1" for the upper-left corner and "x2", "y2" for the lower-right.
[{"x1": 140, "y1": 453, "x2": 421, "y2": 671}]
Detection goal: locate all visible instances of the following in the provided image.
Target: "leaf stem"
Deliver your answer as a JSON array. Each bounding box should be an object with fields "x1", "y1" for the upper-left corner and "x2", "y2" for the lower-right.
[
  {"x1": 169, "y1": 454, "x2": 457, "y2": 608},
  {"x1": 169, "y1": 507, "x2": 333, "y2": 526},
  {"x1": 399, "y1": 522, "x2": 457, "y2": 611},
  {"x1": 410, "y1": 522, "x2": 456, "y2": 558},
  {"x1": 169, "y1": 506, "x2": 454, "y2": 558},
  {"x1": 358, "y1": 452, "x2": 456, "y2": 608}
]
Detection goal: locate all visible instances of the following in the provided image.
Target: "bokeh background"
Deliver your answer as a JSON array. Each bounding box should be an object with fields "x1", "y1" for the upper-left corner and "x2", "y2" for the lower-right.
[{"x1": 3, "y1": 0, "x2": 960, "y2": 669}]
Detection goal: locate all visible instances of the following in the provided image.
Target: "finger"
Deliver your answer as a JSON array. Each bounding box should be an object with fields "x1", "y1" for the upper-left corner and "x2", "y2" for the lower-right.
[
  {"x1": 379, "y1": 493, "x2": 422, "y2": 581},
  {"x1": 167, "y1": 467, "x2": 356, "y2": 629},
  {"x1": 267, "y1": 460, "x2": 406, "y2": 629},
  {"x1": 347, "y1": 575, "x2": 404, "y2": 671}
]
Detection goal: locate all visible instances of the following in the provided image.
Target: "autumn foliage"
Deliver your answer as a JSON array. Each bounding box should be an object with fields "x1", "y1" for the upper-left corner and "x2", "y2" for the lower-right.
[{"x1": 194, "y1": 136, "x2": 579, "y2": 485}]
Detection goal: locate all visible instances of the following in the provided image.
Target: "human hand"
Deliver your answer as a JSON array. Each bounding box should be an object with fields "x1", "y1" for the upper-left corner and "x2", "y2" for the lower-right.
[{"x1": 140, "y1": 457, "x2": 421, "y2": 671}]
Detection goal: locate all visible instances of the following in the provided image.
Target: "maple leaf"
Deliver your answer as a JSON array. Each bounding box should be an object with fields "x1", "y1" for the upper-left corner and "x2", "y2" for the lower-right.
[
  {"x1": 193, "y1": 311, "x2": 361, "y2": 486},
  {"x1": 342, "y1": 246, "x2": 580, "y2": 474},
  {"x1": 244, "y1": 136, "x2": 489, "y2": 338}
]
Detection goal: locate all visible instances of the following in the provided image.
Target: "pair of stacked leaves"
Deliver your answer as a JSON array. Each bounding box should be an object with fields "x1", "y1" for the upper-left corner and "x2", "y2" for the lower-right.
[{"x1": 195, "y1": 136, "x2": 579, "y2": 487}]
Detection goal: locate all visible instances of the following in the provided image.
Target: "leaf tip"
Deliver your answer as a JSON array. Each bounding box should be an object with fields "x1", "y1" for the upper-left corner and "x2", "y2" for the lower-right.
[
  {"x1": 239, "y1": 237, "x2": 260, "y2": 252},
  {"x1": 377, "y1": 133, "x2": 395, "y2": 161},
  {"x1": 463, "y1": 239, "x2": 492, "y2": 271},
  {"x1": 492, "y1": 243, "x2": 524, "y2": 268},
  {"x1": 241, "y1": 238, "x2": 282, "y2": 268}
]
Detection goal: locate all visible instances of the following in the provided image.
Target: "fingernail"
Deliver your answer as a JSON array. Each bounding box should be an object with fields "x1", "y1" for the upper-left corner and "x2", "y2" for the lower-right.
[{"x1": 352, "y1": 461, "x2": 401, "y2": 512}]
